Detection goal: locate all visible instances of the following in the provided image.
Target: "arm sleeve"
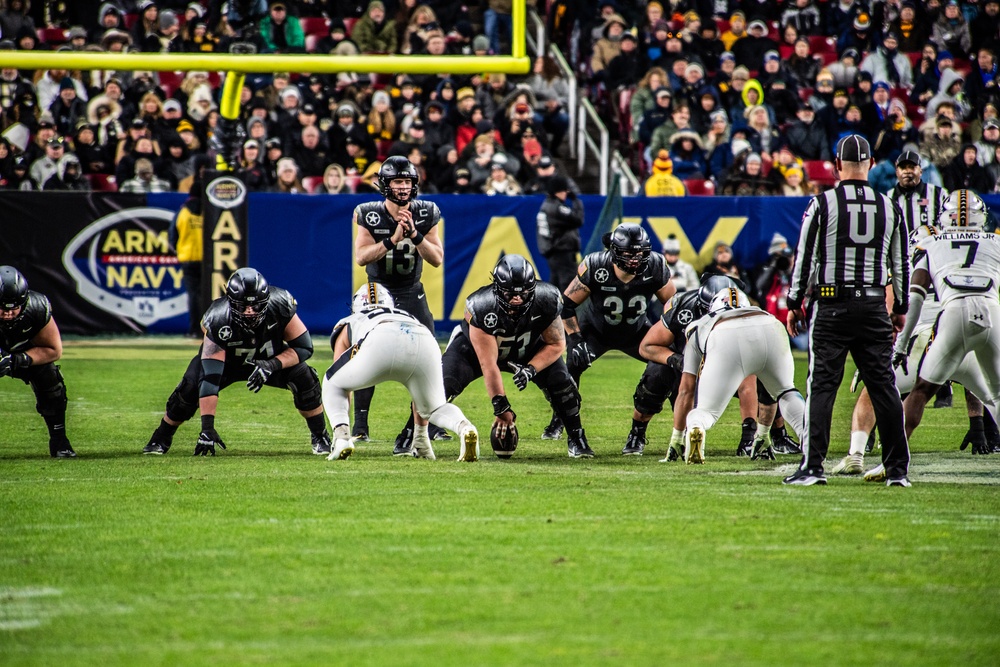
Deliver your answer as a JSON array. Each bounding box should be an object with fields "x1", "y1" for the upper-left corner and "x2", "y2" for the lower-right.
[
  {"x1": 786, "y1": 197, "x2": 821, "y2": 312},
  {"x1": 288, "y1": 330, "x2": 313, "y2": 363},
  {"x1": 889, "y1": 205, "x2": 910, "y2": 315}
]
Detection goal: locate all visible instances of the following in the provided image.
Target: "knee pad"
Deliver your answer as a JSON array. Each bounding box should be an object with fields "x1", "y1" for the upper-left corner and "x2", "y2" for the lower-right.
[
  {"x1": 541, "y1": 362, "x2": 580, "y2": 418},
  {"x1": 31, "y1": 364, "x2": 67, "y2": 416},
  {"x1": 288, "y1": 363, "x2": 322, "y2": 411},
  {"x1": 166, "y1": 375, "x2": 199, "y2": 422},
  {"x1": 633, "y1": 364, "x2": 675, "y2": 415},
  {"x1": 757, "y1": 378, "x2": 776, "y2": 406}
]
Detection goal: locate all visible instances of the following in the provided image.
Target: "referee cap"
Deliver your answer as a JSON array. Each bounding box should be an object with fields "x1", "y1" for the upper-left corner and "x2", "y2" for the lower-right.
[
  {"x1": 895, "y1": 150, "x2": 920, "y2": 167},
  {"x1": 836, "y1": 134, "x2": 871, "y2": 162}
]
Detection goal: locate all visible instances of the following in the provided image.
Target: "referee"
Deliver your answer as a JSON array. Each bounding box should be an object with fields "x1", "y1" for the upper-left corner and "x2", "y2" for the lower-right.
[
  {"x1": 784, "y1": 134, "x2": 912, "y2": 487},
  {"x1": 886, "y1": 150, "x2": 948, "y2": 237}
]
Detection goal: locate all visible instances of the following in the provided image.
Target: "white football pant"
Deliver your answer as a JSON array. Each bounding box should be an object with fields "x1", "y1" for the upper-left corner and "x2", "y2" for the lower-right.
[
  {"x1": 322, "y1": 321, "x2": 469, "y2": 433},
  {"x1": 687, "y1": 315, "x2": 806, "y2": 437}
]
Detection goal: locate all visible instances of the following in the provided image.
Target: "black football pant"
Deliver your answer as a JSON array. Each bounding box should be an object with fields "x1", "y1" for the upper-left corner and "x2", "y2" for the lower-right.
[
  {"x1": 803, "y1": 296, "x2": 909, "y2": 478},
  {"x1": 11, "y1": 362, "x2": 68, "y2": 441},
  {"x1": 353, "y1": 282, "x2": 435, "y2": 428}
]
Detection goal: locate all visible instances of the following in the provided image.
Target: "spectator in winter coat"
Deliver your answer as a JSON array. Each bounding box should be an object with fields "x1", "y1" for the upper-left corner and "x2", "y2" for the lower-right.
[
  {"x1": 927, "y1": 68, "x2": 972, "y2": 120},
  {"x1": 890, "y1": 1, "x2": 927, "y2": 52},
  {"x1": 720, "y1": 11, "x2": 747, "y2": 52},
  {"x1": 921, "y1": 114, "x2": 963, "y2": 169},
  {"x1": 353, "y1": 0, "x2": 398, "y2": 54},
  {"x1": 119, "y1": 157, "x2": 171, "y2": 193},
  {"x1": 701, "y1": 109, "x2": 731, "y2": 154},
  {"x1": 650, "y1": 103, "x2": 693, "y2": 163},
  {"x1": 788, "y1": 38, "x2": 822, "y2": 87},
  {"x1": 720, "y1": 151, "x2": 773, "y2": 195},
  {"x1": 630, "y1": 67, "x2": 669, "y2": 142},
  {"x1": 42, "y1": 155, "x2": 89, "y2": 192},
  {"x1": 732, "y1": 19, "x2": 779, "y2": 72},
  {"x1": 0, "y1": 0, "x2": 34, "y2": 43},
  {"x1": 871, "y1": 98, "x2": 918, "y2": 161},
  {"x1": 637, "y1": 87, "x2": 674, "y2": 146},
  {"x1": 669, "y1": 130, "x2": 707, "y2": 179},
  {"x1": 828, "y1": 48, "x2": 860, "y2": 90},
  {"x1": 976, "y1": 118, "x2": 1000, "y2": 165},
  {"x1": 49, "y1": 78, "x2": 87, "y2": 138},
  {"x1": 911, "y1": 46, "x2": 947, "y2": 106},
  {"x1": 966, "y1": 48, "x2": 1000, "y2": 106},
  {"x1": 838, "y1": 10, "x2": 874, "y2": 54},
  {"x1": 644, "y1": 150, "x2": 687, "y2": 196},
  {"x1": 785, "y1": 101, "x2": 832, "y2": 160},
  {"x1": 782, "y1": 0, "x2": 823, "y2": 35},
  {"x1": 860, "y1": 33, "x2": 913, "y2": 88},
  {"x1": 260, "y1": 1, "x2": 305, "y2": 53},
  {"x1": 931, "y1": 0, "x2": 972, "y2": 59},
  {"x1": 591, "y1": 13, "x2": 628, "y2": 83},
  {"x1": 971, "y1": 0, "x2": 1000, "y2": 53},
  {"x1": 945, "y1": 143, "x2": 994, "y2": 191},
  {"x1": 606, "y1": 32, "x2": 648, "y2": 88}
]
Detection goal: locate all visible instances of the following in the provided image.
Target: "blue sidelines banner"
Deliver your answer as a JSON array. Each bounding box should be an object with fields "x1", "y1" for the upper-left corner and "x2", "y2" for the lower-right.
[{"x1": 151, "y1": 193, "x2": 814, "y2": 333}]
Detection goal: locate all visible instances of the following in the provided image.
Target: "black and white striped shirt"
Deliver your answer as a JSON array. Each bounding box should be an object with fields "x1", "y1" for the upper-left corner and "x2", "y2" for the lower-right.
[
  {"x1": 886, "y1": 181, "x2": 948, "y2": 237},
  {"x1": 787, "y1": 179, "x2": 909, "y2": 314}
]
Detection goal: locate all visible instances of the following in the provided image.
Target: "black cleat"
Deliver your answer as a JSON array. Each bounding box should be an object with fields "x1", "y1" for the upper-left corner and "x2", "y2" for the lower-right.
[
  {"x1": 770, "y1": 427, "x2": 802, "y2": 455},
  {"x1": 736, "y1": 417, "x2": 756, "y2": 457},
  {"x1": 50, "y1": 440, "x2": 76, "y2": 458},
  {"x1": 782, "y1": 467, "x2": 827, "y2": 486},
  {"x1": 393, "y1": 428, "x2": 414, "y2": 456},
  {"x1": 429, "y1": 423, "x2": 452, "y2": 441},
  {"x1": 567, "y1": 428, "x2": 595, "y2": 459},
  {"x1": 351, "y1": 424, "x2": 369, "y2": 442},
  {"x1": 541, "y1": 414, "x2": 564, "y2": 440},
  {"x1": 621, "y1": 430, "x2": 646, "y2": 456},
  {"x1": 311, "y1": 430, "x2": 332, "y2": 456},
  {"x1": 142, "y1": 438, "x2": 170, "y2": 455}
]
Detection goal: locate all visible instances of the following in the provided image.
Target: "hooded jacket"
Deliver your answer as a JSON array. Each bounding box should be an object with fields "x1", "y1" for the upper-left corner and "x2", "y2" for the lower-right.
[{"x1": 927, "y1": 68, "x2": 971, "y2": 119}]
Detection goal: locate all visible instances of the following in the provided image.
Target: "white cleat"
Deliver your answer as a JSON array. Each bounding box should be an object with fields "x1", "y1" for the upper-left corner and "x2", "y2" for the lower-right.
[
  {"x1": 831, "y1": 453, "x2": 864, "y2": 475},
  {"x1": 327, "y1": 438, "x2": 355, "y2": 461},
  {"x1": 458, "y1": 422, "x2": 479, "y2": 462},
  {"x1": 863, "y1": 463, "x2": 886, "y2": 482},
  {"x1": 412, "y1": 434, "x2": 436, "y2": 460},
  {"x1": 685, "y1": 427, "x2": 705, "y2": 464}
]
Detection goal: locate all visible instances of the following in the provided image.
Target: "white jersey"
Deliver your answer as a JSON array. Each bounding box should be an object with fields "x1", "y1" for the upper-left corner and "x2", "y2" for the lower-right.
[
  {"x1": 685, "y1": 288, "x2": 768, "y2": 357},
  {"x1": 914, "y1": 229, "x2": 1000, "y2": 306},
  {"x1": 334, "y1": 306, "x2": 420, "y2": 346}
]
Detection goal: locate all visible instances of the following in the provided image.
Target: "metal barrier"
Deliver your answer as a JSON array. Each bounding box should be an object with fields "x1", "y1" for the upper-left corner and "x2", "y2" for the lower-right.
[
  {"x1": 611, "y1": 150, "x2": 641, "y2": 196},
  {"x1": 577, "y1": 98, "x2": 610, "y2": 195},
  {"x1": 526, "y1": 7, "x2": 576, "y2": 159}
]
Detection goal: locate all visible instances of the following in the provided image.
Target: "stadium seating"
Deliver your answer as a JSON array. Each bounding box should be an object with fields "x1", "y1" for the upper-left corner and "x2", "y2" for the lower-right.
[
  {"x1": 343, "y1": 18, "x2": 358, "y2": 36},
  {"x1": 302, "y1": 176, "x2": 324, "y2": 193},
  {"x1": 684, "y1": 178, "x2": 715, "y2": 195},
  {"x1": 300, "y1": 17, "x2": 330, "y2": 38},
  {"x1": 87, "y1": 174, "x2": 117, "y2": 192},
  {"x1": 37, "y1": 27, "x2": 68, "y2": 45},
  {"x1": 804, "y1": 160, "x2": 837, "y2": 187}
]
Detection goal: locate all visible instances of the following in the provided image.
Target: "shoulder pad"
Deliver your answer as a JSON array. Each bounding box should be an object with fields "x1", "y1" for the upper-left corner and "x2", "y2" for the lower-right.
[
  {"x1": 533, "y1": 282, "x2": 562, "y2": 321},
  {"x1": 24, "y1": 291, "x2": 52, "y2": 327},
  {"x1": 269, "y1": 287, "x2": 297, "y2": 320}
]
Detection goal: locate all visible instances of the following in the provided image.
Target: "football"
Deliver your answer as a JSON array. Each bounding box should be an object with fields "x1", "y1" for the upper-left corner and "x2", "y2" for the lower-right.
[{"x1": 490, "y1": 422, "x2": 519, "y2": 459}]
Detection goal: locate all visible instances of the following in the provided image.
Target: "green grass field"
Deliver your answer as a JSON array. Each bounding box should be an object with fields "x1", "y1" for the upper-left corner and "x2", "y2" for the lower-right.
[{"x1": 2, "y1": 339, "x2": 999, "y2": 666}]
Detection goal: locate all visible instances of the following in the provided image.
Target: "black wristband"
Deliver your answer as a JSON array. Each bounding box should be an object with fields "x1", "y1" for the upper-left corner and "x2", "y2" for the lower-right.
[
  {"x1": 201, "y1": 414, "x2": 215, "y2": 431},
  {"x1": 412, "y1": 231, "x2": 424, "y2": 245},
  {"x1": 382, "y1": 238, "x2": 394, "y2": 250},
  {"x1": 491, "y1": 394, "x2": 513, "y2": 417}
]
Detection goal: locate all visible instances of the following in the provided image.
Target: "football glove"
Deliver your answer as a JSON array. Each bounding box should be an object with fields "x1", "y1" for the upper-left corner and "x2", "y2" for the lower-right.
[
  {"x1": 0, "y1": 352, "x2": 29, "y2": 378},
  {"x1": 566, "y1": 333, "x2": 596, "y2": 369},
  {"x1": 508, "y1": 362, "x2": 537, "y2": 391},
  {"x1": 246, "y1": 358, "x2": 281, "y2": 393},
  {"x1": 891, "y1": 350, "x2": 908, "y2": 375},
  {"x1": 665, "y1": 352, "x2": 684, "y2": 373},
  {"x1": 195, "y1": 428, "x2": 227, "y2": 456},
  {"x1": 960, "y1": 427, "x2": 991, "y2": 455}
]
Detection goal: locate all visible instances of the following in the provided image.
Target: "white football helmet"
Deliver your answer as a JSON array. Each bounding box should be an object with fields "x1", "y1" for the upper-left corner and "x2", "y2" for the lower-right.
[
  {"x1": 708, "y1": 286, "x2": 751, "y2": 315},
  {"x1": 352, "y1": 282, "x2": 394, "y2": 312},
  {"x1": 938, "y1": 190, "x2": 988, "y2": 229}
]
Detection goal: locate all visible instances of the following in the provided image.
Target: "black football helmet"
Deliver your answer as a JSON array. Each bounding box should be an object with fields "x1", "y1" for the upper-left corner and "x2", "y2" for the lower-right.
[
  {"x1": 492, "y1": 254, "x2": 536, "y2": 321},
  {"x1": 226, "y1": 267, "x2": 270, "y2": 330},
  {"x1": 0, "y1": 265, "x2": 28, "y2": 329},
  {"x1": 604, "y1": 223, "x2": 651, "y2": 274},
  {"x1": 377, "y1": 156, "x2": 419, "y2": 205},
  {"x1": 697, "y1": 275, "x2": 739, "y2": 314}
]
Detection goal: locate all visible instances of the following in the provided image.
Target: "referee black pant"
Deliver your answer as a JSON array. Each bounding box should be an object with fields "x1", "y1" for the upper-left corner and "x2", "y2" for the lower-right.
[{"x1": 803, "y1": 292, "x2": 909, "y2": 478}]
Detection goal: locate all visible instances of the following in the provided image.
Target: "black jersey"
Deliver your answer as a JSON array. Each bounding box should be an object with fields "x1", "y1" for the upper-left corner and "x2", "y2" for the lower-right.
[
  {"x1": 0, "y1": 292, "x2": 52, "y2": 354},
  {"x1": 462, "y1": 282, "x2": 562, "y2": 365},
  {"x1": 355, "y1": 199, "x2": 441, "y2": 290},
  {"x1": 577, "y1": 251, "x2": 671, "y2": 335},
  {"x1": 201, "y1": 287, "x2": 298, "y2": 373},
  {"x1": 659, "y1": 289, "x2": 702, "y2": 354}
]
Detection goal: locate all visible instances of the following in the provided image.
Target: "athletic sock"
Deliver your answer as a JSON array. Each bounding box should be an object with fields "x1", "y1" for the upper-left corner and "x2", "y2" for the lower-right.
[
  {"x1": 414, "y1": 424, "x2": 429, "y2": 440},
  {"x1": 562, "y1": 414, "x2": 582, "y2": 432},
  {"x1": 42, "y1": 413, "x2": 68, "y2": 442},
  {"x1": 306, "y1": 414, "x2": 327, "y2": 436},
  {"x1": 849, "y1": 430, "x2": 868, "y2": 456},
  {"x1": 631, "y1": 418, "x2": 647, "y2": 435}
]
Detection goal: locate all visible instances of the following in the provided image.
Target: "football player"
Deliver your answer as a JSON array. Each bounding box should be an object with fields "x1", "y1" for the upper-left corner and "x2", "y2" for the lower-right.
[
  {"x1": 834, "y1": 213, "x2": 996, "y2": 475},
  {"x1": 321, "y1": 283, "x2": 479, "y2": 462},
  {"x1": 351, "y1": 156, "x2": 449, "y2": 452},
  {"x1": 868, "y1": 191, "x2": 1000, "y2": 481},
  {"x1": 0, "y1": 266, "x2": 75, "y2": 458},
  {"x1": 541, "y1": 224, "x2": 676, "y2": 456},
  {"x1": 142, "y1": 268, "x2": 330, "y2": 456},
  {"x1": 657, "y1": 286, "x2": 806, "y2": 464},
  {"x1": 442, "y1": 254, "x2": 594, "y2": 458},
  {"x1": 639, "y1": 274, "x2": 758, "y2": 460}
]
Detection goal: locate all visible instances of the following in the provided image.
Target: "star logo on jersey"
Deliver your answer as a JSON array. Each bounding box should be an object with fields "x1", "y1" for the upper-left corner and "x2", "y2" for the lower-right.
[
  {"x1": 218, "y1": 325, "x2": 233, "y2": 341},
  {"x1": 595, "y1": 268, "x2": 610, "y2": 283},
  {"x1": 365, "y1": 211, "x2": 381, "y2": 226},
  {"x1": 677, "y1": 309, "x2": 693, "y2": 325},
  {"x1": 484, "y1": 312, "x2": 499, "y2": 329}
]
